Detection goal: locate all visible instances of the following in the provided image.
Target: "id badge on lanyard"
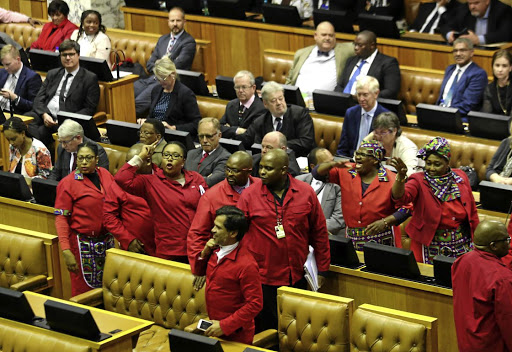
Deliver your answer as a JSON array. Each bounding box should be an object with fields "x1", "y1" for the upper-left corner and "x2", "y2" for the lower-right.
[{"x1": 274, "y1": 198, "x2": 286, "y2": 239}]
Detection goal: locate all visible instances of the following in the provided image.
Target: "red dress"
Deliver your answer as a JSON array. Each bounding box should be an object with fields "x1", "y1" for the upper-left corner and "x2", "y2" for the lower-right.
[{"x1": 30, "y1": 18, "x2": 77, "y2": 51}]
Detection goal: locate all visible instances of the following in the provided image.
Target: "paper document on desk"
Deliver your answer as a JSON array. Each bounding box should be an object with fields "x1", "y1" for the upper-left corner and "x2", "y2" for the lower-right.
[{"x1": 304, "y1": 245, "x2": 319, "y2": 292}]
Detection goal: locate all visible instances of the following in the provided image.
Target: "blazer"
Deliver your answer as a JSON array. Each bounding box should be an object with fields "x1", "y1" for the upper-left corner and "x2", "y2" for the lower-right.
[
  {"x1": 355, "y1": 0, "x2": 403, "y2": 20},
  {"x1": 436, "y1": 62, "x2": 488, "y2": 115},
  {"x1": 146, "y1": 30, "x2": 196, "y2": 72},
  {"x1": 481, "y1": 81, "x2": 512, "y2": 116},
  {"x1": 336, "y1": 103, "x2": 389, "y2": 157},
  {"x1": 148, "y1": 80, "x2": 201, "y2": 134},
  {"x1": 185, "y1": 145, "x2": 231, "y2": 187},
  {"x1": 285, "y1": 43, "x2": 355, "y2": 85},
  {"x1": 409, "y1": 0, "x2": 461, "y2": 33},
  {"x1": 0, "y1": 64, "x2": 42, "y2": 114},
  {"x1": 296, "y1": 173, "x2": 345, "y2": 236},
  {"x1": 251, "y1": 150, "x2": 301, "y2": 177},
  {"x1": 219, "y1": 96, "x2": 267, "y2": 139},
  {"x1": 336, "y1": 51, "x2": 401, "y2": 99}
]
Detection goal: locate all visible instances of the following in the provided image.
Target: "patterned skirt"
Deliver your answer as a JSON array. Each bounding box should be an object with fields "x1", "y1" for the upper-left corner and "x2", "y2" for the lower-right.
[
  {"x1": 346, "y1": 227, "x2": 395, "y2": 251},
  {"x1": 422, "y1": 227, "x2": 472, "y2": 265}
]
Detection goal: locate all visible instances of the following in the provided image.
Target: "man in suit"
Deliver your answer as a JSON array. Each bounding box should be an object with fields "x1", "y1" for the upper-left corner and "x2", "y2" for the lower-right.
[
  {"x1": 440, "y1": 0, "x2": 512, "y2": 45},
  {"x1": 0, "y1": 44, "x2": 41, "y2": 114},
  {"x1": 237, "y1": 81, "x2": 315, "y2": 157},
  {"x1": 134, "y1": 7, "x2": 197, "y2": 117},
  {"x1": 335, "y1": 30, "x2": 400, "y2": 99},
  {"x1": 336, "y1": 75, "x2": 389, "y2": 157},
  {"x1": 297, "y1": 147, "x2": 345, "y2": 236},
  {"x1": 409, "y1": 0, "x2": 461, "y2": 34},
  {"x1": 436, "y1": 38, "x2": 487, "y2": 119},
  {"x1": 48, "y1": 119, "x2": 108, "y2": 181},
  {"x1": 185, "y1": 117, "x2": 231, "y2": 187},
  {"x1": 252, "y1": 131, "x2": 301, "y2": 177},
  {"x1": 27, "y1": 39, "x2": 100, "y2": 148},
  {"x1": 355, "y1": 0, "x2": 403, "y2": 20},
  {"x1": 219, "y1": 70, "x2": 267, "y2": 139}
]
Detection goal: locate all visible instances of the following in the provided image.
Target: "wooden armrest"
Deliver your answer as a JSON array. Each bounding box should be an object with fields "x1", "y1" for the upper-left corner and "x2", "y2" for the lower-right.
[
  {"x1": 69, "y1": 288, "x2": 103, "y2": 306},
  {"x1": 252, "y1": 329, "x2": 278, "y2": 348},
  {"x1": 93, "y1": 111, "x2": 107, "y2": 126},
  {"x1": 10, "y1": 275, "x2": 47, "y2": 291}
]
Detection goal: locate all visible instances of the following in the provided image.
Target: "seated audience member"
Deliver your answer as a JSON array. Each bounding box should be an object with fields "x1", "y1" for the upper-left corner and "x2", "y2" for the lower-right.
[
  {"x1": 482, "y1": 49, "x2": 512, "y2": 115},
  {"x1": 391, "y1": 137, "x2": 479, "y2": 263},
  {"x1": 251, "y1": 131, "x2": 301, "y2": 177},
  {"x1": 70, "y1": 10, "x2": 111, "y2": 67},
  {"x1": 336, "y1": 30, "x2": 400, "y2": 99},
  {"x1": 486, "y1": 123, "x2": 512, "y2": 184},
  {"x1": 0, "y1": 7, "x2": 40, "y2": 26},
  {"x1": 354, "y1": 0, "x2": 403, "y2": 20},
  {"x1": 219, "y1": 70, "x2": 266, "y2": 139},
  {"x1": 138, "y1": 118, "x2": 166, "y2": 166},
  {"x1": 409, "y1": 0, "x2": 461, "y2": 34},
  {"x1": 140, "y1": 56, "x2": 201, "y2": 135},
  {"x1": 188, "y1": 151, "x2": 261, "y2": 280},
  {"x1": 297, "y1": 147, "x2": 345, "y2": 235},
  {"x1": 55, "y1": 142, "x2": 115, "y2": 296},
  {"x1": 315, "y1": 140, "x2": 409, "y2": 251},
  {"x1": 271, "y1": 0, "x2": 313, "y2": 19},
  {"x1": 134, "y1": 7, "x2": 196, "y2": 116},
  {"x1": 199, "y1": 206, "x2": 263, "y2": 344},
  {"x1": 103, "y1": 143, "x2": 155, "y2": 256},
  {"x1": 0, "y1": 44, "x2": 42, "y2": 114},
  {"x1": 3, "y1": 116, "x2": 52, "y2": 179},
  {"x1": 48, "y1": 119, "x2": 108, "y2": 181},
  {"x1": 436, "y1": 38, "x2": 487, "y2": 118},
  {"x1": 440, "y1": 0, "x2": 512, "y2": 45},
  {"x1": 237, "y1": 81, "x2": 315, "y2": 157},
  {"x1": 336, "y1": 76, "x2": 388, "y2": 158},
  {"x1": 115, "y1": 141, "x2": 207, "y2": 261},
  {"x1": 27, "y1": 39, "x2": 100, "y2": 148},
  {"x1": 452, "y1": 220, "x2": 512, "y2": 352},
  {"x1": 286, "y1": 21, "x2": 354, "y2": 100},
  {"x1": 185, "y1": 117, "x2": 231, "y2": 187},
  {"x1": 365, "y1": 112, "x2": 420, "y2": 176},
  {"x1": 30, "y1": 0, "x2": 77, "y2": 51}
]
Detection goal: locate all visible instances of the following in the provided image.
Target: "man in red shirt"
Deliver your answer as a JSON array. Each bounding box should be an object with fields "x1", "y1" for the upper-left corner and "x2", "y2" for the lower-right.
[{"x1": 452, "y1": 220, "x2": 512, "y2": 352}]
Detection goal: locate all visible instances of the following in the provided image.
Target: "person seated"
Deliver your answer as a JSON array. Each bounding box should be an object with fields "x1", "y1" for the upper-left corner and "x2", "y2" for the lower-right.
[
  {"x1": 354, "y1": 0, "x2": 403, "y2": 21},
  {"x1": 30, "y1": 0, "x2": 77, "y2": 51},
  {"x1": 335, "y1": 30, "x2": 400, "y2": 99},
  {"x1": 219, "y1": 70, "x2": 267, "y2": 139},
  {"x1": 252, "y1": 131, "x2": 301, "y2": 177},
  {"x1": 0, "y1": 44, "x2": 42, "y2": 114},
  {"x1": 486, "y1": 123, "x2": 512, "y2": 185},
  {"x1": 336, "y1": 75, "x2": 388, "y2": 158},
  {"x1": 70, "y1": 10, "x2": 112, "y2": 68},
  {"x1": 138, "y1": 118, "x2": 166, "y2": 166},
  {"x1": 0, "y1": 7, "x2": 40, "y2": 26},
  {"x1": 440, "y1": 0, "x2": 512, "y2": 45},
  {"x1": 297, "y1": 147, "x2": 345, "y2": 236},
  {"x1": 185, "y1": 117, "x2": 231, "y2": 187},
  {"x1": 482, "y1": 49, "x2": 512, "y2": 116},
  {"x1": 271, "y1": 0, "x2": 313, "y2": 19},
  {"x1": 237, "y1": 81, "x2": 315, "y2": 157},
  {"x1": 409, "y1": 0, "x2": 461, "y2": 34},
  {"x1": 2, "y1": 116, "x2": 52, "y2": 179}
]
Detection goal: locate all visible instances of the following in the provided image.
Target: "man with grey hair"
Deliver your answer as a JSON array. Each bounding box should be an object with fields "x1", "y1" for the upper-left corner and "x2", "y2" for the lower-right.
[
  {"x1": 251, "y1": 131, "x2": 301, "y2": 177},
  {"x1": 237, "y1": 81, "x2": 315, "y2": 157},
  {"x1": 219, "y1": 70, "x2": 266, "y2": 139},
  {"x1": 48, "y1": 119, "x2": 109, "y2": 181}
]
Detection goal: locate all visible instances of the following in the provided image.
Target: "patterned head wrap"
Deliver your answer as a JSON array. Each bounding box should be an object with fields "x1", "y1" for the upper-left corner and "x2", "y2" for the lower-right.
[
  {"x1": 359, "y1": 140, "x2": 385, "y2": 161},
  {"x1": 417, "y1": 137, "x2": 451, "y2": 161}
]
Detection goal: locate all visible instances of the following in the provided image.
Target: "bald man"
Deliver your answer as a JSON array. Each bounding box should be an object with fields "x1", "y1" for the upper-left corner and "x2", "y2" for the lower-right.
[
  {"x1": 252, "y1": 131, "x2": 301, "y2": 177},
  {"x1": 238, "y1": 149, "x2": 330, "y2": 331},
  {"x1": 452, "y1": 220, "x2": 512, "y2": 352}
]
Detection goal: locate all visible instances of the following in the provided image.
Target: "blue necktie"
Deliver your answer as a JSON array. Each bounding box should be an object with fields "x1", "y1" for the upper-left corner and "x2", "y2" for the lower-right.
[
  {"x1": 357, "y1": 112, "x2": 372, "y2": 148},
  {"x1": 275, "y1": 117, "x2": 282, "y2": 131},
  {"x1": 343, "y1": 60, "x2": 366, "y2": 94},
  {"x1": 320, "y1": 0, "x2": 328, "y2": 9},
  {"x1": 445, "y1": 69, "x2": 461, "y2": 107}
]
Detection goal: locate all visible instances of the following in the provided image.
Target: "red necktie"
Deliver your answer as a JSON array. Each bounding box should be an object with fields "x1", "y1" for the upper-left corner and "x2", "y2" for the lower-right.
[
  {"x1": 71, "y1": 152, "x2": 77, "y2": 171},
  {"x1": 198, "y1": 152, "x2": 209, "y2": 170}
]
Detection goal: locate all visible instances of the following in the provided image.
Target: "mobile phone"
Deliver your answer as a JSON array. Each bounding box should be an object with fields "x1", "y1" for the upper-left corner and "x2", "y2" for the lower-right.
[{"x1": 197, "y1": 319, "x2": 213, "y2": 331}]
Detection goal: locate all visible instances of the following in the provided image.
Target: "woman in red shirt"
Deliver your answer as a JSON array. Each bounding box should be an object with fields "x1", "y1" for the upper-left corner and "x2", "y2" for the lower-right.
[{"x1": 30, "y1": 0, "x2": 77, "y2": 51}]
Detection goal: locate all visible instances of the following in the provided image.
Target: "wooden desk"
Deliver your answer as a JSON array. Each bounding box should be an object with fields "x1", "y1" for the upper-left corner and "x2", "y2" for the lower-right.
[
  {"x1": 101, "y1": 75, "x2": 138, "y2": 123},
  {"x1": 0, "y1": 115, "x2": 34, "y2": 171}
]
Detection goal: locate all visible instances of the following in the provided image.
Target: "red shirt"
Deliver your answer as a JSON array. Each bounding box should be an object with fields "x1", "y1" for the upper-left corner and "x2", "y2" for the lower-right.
[
  {"x1": 31, "y1": 18, "x2": 77, "y2": 51},
  {"x1": 187, "y1": 176, "x2": 261, "y2": 275},
  {"x1": 237, "y1": 175, "x2": 330, "y2": 286},
  {"x1": 115, "y1": 164, "x2": 207, "y2": 258},
  {"x1": 205, "y1": 243, "x2": 263, "y2": 345},
  {"x1": 452, "y1": 249, "x2": 512, "y2": 352}
]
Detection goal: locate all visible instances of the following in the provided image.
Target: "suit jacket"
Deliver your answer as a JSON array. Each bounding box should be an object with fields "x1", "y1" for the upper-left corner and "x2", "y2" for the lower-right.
[
  {"x1": 237, "y1": 104, "x2": 316, "y2": 157},
  {"x1": 146, "y1": 30, "x2": 196, "y2": 72},
  {"x1": 296, "y1": 173, "x2": 345, "y2": 236},
  {"x1": 48, "y1": 136, "x2": 109, "y2": 181},
  {"x1": 336, "y1": 103, "x2": 389, "y2": 157},
  {"x1": 336, "y1": 51, "x2": 401, "y2": 99},
  {"x1": 355, "y1": 0, "x2": 403, "y2": 20},
  {"x1": 185, "y1": 145, "x2": 231, "y2": 187},
  {"x1": 436, "y1": 62, "x2": 488, "y2": 115},
  {"x1": 219, "y1": 96, "x2": 267, "y2": 139},
  {"x1": 148, "y1": 80, "x2": 201, "y2": 134},
  {"x1": 0, "y1": 64, "x2": 42, "y2": 114},
  {"x1": 251, "y1": 150, "x2": 301, "y2": 177},
  {"x1": 409, "y1": 1, "x2": 461, "y2": 33},
  {"x1": 285, "y1": 43, "x2": 355, "y2": 85},
  {"x1": 439, "y1": 0, "x2": 512, "y2": 44}
]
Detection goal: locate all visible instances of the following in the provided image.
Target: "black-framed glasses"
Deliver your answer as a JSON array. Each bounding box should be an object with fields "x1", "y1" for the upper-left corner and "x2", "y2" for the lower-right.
[
  {"x1": 225, "y1": 166, "x2": 251, "y2": 174},
  {"x1": 138, "y1": 130, "x2": 155, "y2": 137},
  {"x1": 77, "y1": 155, "x2": 95, "y2": 162},
  {"x1": 162, "y1": 152, "x2": 183, "y2": 160},
  {"x1": 60, "y1": 52, "x2": 77, "y2": 58}
]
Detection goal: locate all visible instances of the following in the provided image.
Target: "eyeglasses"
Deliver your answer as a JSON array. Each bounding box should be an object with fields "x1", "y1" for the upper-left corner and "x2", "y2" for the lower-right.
[
  {"x1": 490, "y1": 237, "x2": 511, "y2": 245},
  {"x1": 60, "y1": 52, "x2": 77, "y2": 58},
  {"x1": 59, "y1": 136, "x2": 77, "y2": 145},
  {"x1": 226, "y1": 166, "x2": 251, "y2": 174},
  {"x1": 374, "y1": 129, "x2": 393, "y2": 137},
  {"x1": 77, "y1": 155, "x2": 95, "y2": 162},
  {"x1": 354, "y1": 151, "x2": 375, "y2": 158},
  {"x1": 156, "y1": 74, "x2": 174, "y2": 82},
  {"x1": 198, "y1": 133, "x2": 219, "y2": 140},
  {"x1": 234, "y1": 85, "x2": 253, "y2": 91},
  {"x1": 162, "y1": 152, "x2": 183, "y2": 160},
  {"x1": 138, "y1": 130, "x2": 155, "y2": 136}
]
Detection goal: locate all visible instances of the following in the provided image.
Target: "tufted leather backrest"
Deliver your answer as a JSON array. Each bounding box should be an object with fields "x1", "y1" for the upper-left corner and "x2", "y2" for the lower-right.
[
  {"x1": 107, "y1": 29, "x2": 158, "y2": 71},
  {"x1": 101, "y1": 249, "x2": 207, "y2": 330},
  {"x1": 399, "y1": 66, "x2": 444, "y2": 115},
  {"x1": 263, "y1": 49, "x2": 294, "y2": 84},
  {"x1": 198, "y1": 98, "x2": 228, "y2": 120},
  {"x1": 102, "y1": 146, "x2": 128, "y2": 176},
  {"x1": 0, "y1": 22, "x2": 41, "y2": 48},
  {"x1": 313, "y1": 115, "x2": 343, "y2": 154}
]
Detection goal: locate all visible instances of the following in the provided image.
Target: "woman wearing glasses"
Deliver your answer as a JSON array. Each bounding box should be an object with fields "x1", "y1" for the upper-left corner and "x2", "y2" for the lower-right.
[
  {"x1": 138, "y1": 118, "x2": 166, "y2": 166},
  {"x1": 55, "y1": 142, "x2": 115, "y2": 295}
]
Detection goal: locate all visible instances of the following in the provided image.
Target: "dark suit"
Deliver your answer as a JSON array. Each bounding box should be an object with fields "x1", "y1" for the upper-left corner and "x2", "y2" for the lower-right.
[
  {"x1": 436, "y1": 62, "x2": 488, "y2": 116},
  {"x1": 336, "y1": 103, "x2": 389, "y2": 157},
  {"x1": 336, "y1": 51, "x2": 401, "y2": 99},
  {"x1": 219, "y1": 96, "x2": 267, "y2": 139},
  {"x1": 0, "y1": 65, "x2": 42, "y2": 114},
  {"x1": 251, "y1": 150, "x2": 301, "y2": 177},
  {"x1": 409, "y1": 1, "x2": 461, "y2": 33},
  {"x1": 48, "y1": 136, "x2": 109, "y2": 181},
  {"x1": 185, "y1": 145, "x2": 231, "y2": 187},
  {"x1": 439, "y1": 0, "x2": 512, "y2": 44},
  {"x1": 355, "y1": 0, "x2": 403, "y2": 20},
  {"x1": 148, "y1": 80, "x2": 201, "y2": 135},
  {"x1": 237, "y1": 104, "x2": 316, "y2": 157}
]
